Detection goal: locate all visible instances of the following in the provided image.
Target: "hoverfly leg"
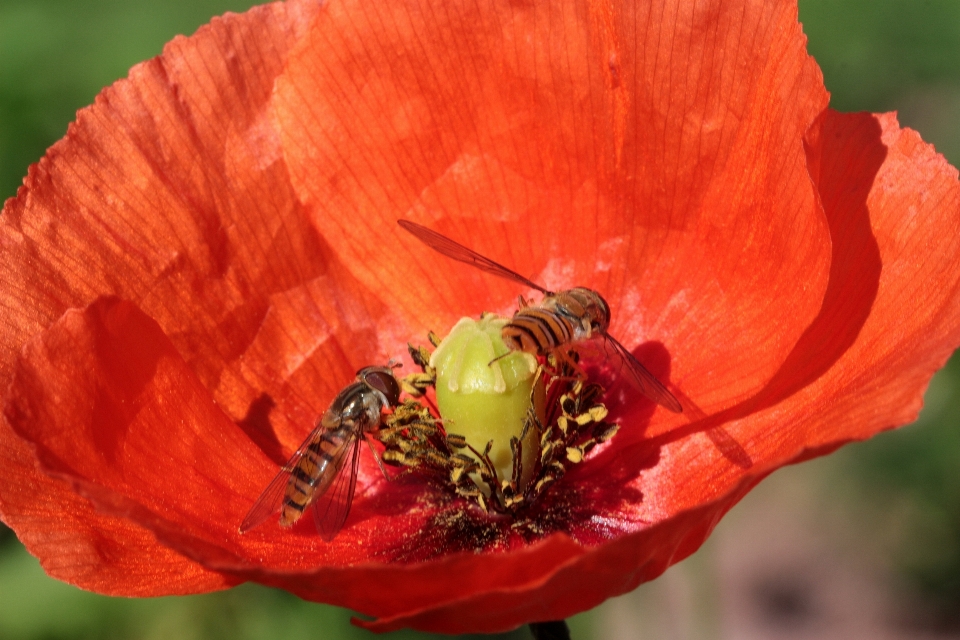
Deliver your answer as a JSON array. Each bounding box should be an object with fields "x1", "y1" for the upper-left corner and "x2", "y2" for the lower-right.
[
  {"x1": 365, "y1": 434, "x2": 396, "y2": 481},
  {"x1": 551, "y1": 348, "x2": 587, "y2": 381}
]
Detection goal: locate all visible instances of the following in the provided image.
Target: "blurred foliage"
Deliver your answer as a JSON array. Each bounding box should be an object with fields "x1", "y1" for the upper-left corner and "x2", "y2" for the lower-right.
[
  {"x1": 801, "y1": 0, "x2": 960, "y2": 108},
  {"x1": 800, "y1": 0, "x2": 960, "y2": 163},
  {"x1": 0, "y1": 0, "x2": 260, "y2": 202},
  {"x1": 1, "y1": 0, "x2": 960, "y2": 638},
  {"x1": 0, "y1": 536, "x2": 533, "y2": 640},
  {"x1": 831, "y1": 351, "x2": 960, "y2": 631},
  {"x1": 800, "y1": 3, "x2": 960, "y2": 625}
]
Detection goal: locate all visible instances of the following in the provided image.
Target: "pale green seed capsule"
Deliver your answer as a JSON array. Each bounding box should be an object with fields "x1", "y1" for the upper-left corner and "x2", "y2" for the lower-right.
[{"x1": 430, "y1": 315, "x2": 544, "y2": 489}]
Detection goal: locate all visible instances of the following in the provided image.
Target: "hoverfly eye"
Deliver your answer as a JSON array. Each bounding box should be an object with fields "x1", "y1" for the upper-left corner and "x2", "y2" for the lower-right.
[
  {"x1": 592, "y1": 292, "x2": 611, "y2": 331},
  {"x1": 363, "y1": 369, "x2": 401, "y2": 405}
]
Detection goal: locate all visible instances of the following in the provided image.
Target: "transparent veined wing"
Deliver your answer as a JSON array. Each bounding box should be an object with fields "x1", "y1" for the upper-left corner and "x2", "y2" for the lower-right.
[
  {"x1": 239, "y1": 423, "x2": 325, "y2": 533},
  {"x1": 605, "y1": 334, "x2": 683, "y2": 413},
  {"x1": 398, "y1": 219, "x2": 550, "y2": 293},
  {"x1": 308, "y1": 430, "x2": 363, "y2": 541}
]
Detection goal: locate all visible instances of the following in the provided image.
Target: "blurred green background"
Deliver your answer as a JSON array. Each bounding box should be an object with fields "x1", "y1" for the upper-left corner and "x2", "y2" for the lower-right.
[{"x1": 1, "y1": 0, "x2": 959, "y2": 638}]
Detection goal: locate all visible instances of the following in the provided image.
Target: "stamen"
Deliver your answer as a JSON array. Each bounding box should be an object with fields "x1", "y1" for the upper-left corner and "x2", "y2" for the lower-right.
[{"x1": 379, "y1": 328, "x2": 616, "y2": 516}]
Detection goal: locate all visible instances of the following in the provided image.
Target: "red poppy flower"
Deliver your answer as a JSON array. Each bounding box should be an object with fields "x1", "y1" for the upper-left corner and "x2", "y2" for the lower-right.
[{"x1": 1, "y1": 0, "x2": 959, "y2": 634}]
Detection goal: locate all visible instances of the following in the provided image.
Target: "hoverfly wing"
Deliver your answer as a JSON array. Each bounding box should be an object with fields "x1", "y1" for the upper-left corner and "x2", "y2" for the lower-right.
[
  {"x1": 239, "y1": 424, "x2": 324, "y2": 533},
  {"x1": 239, "y1": 465, "x2": 290, "y2": 533},
  {"x1": 398, "y1": 219, "x2": 550, "y2": 294},
  {"x1": 606, "y1": 335, "x2": 683, "y2": 413},
  {"x1": 308, "y1": 430, "x2": 363, "y2": 541}
]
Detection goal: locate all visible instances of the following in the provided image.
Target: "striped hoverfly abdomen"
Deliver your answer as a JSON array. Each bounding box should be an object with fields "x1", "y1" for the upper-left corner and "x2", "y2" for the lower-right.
[
  {"x1": 398, "y1": 219, "x2": 682, "y2": 414},
  {"x1": 240, "y1": 366, "x2": 401, "y2": 540},
  {"x1": 504, "y1": 286, "x2": 612, "y2": 355}
]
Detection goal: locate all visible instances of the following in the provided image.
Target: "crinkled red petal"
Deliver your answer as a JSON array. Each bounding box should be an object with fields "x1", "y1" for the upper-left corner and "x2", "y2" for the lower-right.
[
  {"x1": 0, "y1": 435, "x2": 232, "y2": 596},
  {"x1": 1, "y1": 0, "x2": 959, "y2": 634}
]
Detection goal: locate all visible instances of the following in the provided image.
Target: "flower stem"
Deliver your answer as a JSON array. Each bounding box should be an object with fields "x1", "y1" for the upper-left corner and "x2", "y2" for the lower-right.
[{"x1": 529, "y1": 620, "x2": 571, "y2": 640}]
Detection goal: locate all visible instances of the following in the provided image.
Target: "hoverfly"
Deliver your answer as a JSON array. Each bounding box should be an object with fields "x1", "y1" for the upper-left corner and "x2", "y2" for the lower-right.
[
  {"x1": 239, "y1": 366, "x2": 401, "y2": 540},
  {"x1": 398, "y1": 219, "x2": 683, "y2": 413}
]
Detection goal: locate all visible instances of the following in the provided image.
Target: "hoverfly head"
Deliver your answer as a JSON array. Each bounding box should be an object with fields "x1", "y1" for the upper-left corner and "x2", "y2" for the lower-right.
[
  {"x1": 569, "y1": 287, "x2": 610, "y2": 334},
  {"x1": 358, "y1": 366, "x2": 402, "y2": 406}
]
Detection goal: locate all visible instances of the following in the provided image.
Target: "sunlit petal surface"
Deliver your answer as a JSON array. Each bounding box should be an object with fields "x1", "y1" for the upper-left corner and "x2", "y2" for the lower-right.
[{"x1": 1, "y1": 0, "x2": 958, "y2": 633}]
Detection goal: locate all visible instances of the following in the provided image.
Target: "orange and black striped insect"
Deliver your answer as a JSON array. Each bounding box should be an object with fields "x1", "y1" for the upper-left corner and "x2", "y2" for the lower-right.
[
  {"x1": 239, "y1": 366, "x2": 401, "y2": 540},
  {"x1": 398, "y1": 219, "x2": 682, "y2": 413}
]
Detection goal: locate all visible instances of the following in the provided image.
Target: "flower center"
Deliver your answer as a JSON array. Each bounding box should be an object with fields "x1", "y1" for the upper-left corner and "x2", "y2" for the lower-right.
[
  {"x1": 430, "y1": 315, "x2": 543, "y2": 489},
  {"x1": 379, "y1": 315, "x2": 616, "y2": 514}
]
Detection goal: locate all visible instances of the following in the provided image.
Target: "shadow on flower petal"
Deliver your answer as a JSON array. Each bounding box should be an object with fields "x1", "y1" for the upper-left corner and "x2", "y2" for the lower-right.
[
  {"x1": 575, "y1": 341, "x2": 670, "y2": 481},
  {"x1": 749, "y1": 112, "x2": 885, "y2": 412},
  {"x1": 629, "y1": 342, "x2": 755, "y2": 469},
  {"x1": 704, "y1": 424, "x2": 754, "y2": 468},
  {"x1": 235, "y1": 392, "x2": 286, "y2": 467},
  {"x1": 649, "y1": 112, "x2": 886, "y2": 451},
  {"x1": 665, "y1": 387, "x2": 755, "y2": 469},
  {"x1": 6, "y1": 297, "x2": 276, "y2": 564}
]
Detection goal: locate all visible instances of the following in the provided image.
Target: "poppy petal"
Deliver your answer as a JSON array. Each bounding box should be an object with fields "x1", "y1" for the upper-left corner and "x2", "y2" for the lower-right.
[
  {"x1": 3, "y1": 298, "x2": 254, "y2": 594},
  {"x1": 0, "y1": 432, "x2": 231, "y2": 595},
  {"x1": 272, "y1": 0, "x2": 838, "y2": 431},
  {"x1": 0, "y1": 0, "x2": 332, "y2": 589},
  {"x1": 0, "y1": 0, "x2": 410, "y2": 577},
  {"x1": 1, "y1": 0, "x2": 959, "y2": 634}
]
